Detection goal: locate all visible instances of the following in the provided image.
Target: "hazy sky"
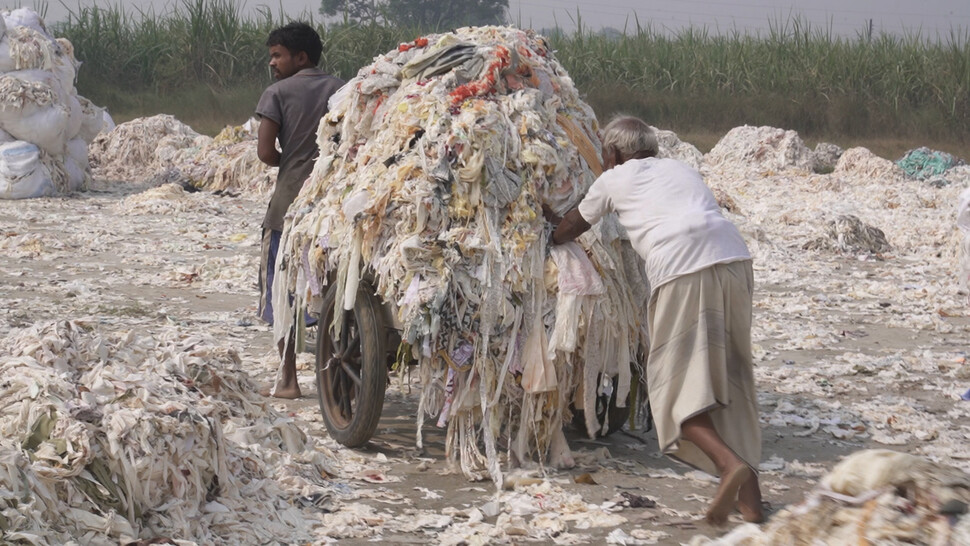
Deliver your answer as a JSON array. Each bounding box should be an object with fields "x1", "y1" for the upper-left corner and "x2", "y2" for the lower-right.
[{"x1": 33, "y1": 0, "x2": 970, "y2": 39}]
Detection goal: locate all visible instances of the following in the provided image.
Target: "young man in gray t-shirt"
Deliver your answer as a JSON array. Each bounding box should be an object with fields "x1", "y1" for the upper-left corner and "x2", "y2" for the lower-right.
[{"x1": 255, "y1": 21, "x2": 344, "y2": 399}]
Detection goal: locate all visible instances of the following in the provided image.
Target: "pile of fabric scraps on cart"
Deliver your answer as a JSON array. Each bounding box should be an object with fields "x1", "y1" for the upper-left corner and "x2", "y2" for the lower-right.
[
  {"x1": 691, "y1": 449, "x2": 970, "y2": 545},
  {"x1": 0, "y1": 8, "x2": 110, "y2": 199},
  {"x1": 90, "y1": 114, "x2": 275, "y2": 195},
  {"x1": 274, "y1": 26, "x2": 651, "y2": 484},
  {"x1": 0, "y1": 320, "x2": 349, "y2": 545}
]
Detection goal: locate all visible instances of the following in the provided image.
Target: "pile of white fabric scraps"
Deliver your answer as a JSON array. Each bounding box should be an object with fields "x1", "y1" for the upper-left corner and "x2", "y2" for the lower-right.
[
  {"x1": 693, "y1": 449, "x2": 970, "y2": 545},
  {"x1": 90, "y1": 114, "x2": 276, "y2": 195},
  {"x1": 959, "y1": 186, "x2": 970, "y2": 292},
  {"x1": 274, "y1": 26, "x2": 651, "y2": 483},
  {"x1": 0, "y1": 320, "x2": 356, "y2": 545},
  {"x1": 0, "y1": 8, "x2": 109, "y2": 199}
]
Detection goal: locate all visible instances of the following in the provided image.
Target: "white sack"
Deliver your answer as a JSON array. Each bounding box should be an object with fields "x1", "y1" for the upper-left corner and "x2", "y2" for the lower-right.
[
  {"x1": 3, "y1": 8, "x2": 51, "y2": 38},
  {"x1": 65, "y1": 93, "x2": 82, "y2": 140},
  {"x1": 102, "y1": 109, "x2": 116, "y2": 133},
  {"x1": 64, "y1": 137, "x2": 89, "y2": 190},
  {"x1": 0, "y1": 68, "x2": 65, "y2": 102},
  {"x1": 0, "y1": 36, "x2": 14, "y2": 73},
  {"x1": 52, "y1": 38, "x2": 78, "y2": 88},
  {"x1": 0, "y1": 140, "x2": 39, "y2": 178},
  {"x1": 76, "y1": 96, "x2": 106, "y2": 141},
  {"x1": 0, "y1": 102, "x2": 69, "y2": 156},
  {"x1": 0, "y1": 23, "x2": 59, "y2": 72},
  {"x1": 63, "y1": 154, "x2": 85, "y2": 191},
  {"x1": 0, "y1": 140, "x2": 53, "y2": 199}
]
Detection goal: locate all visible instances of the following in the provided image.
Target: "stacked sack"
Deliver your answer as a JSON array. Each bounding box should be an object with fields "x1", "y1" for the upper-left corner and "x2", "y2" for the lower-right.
[
  {"x1": 0, "y1": 8, "x2": 109, "y2": 199},
  {"x1": 275, "y1": 26, "x2": 650, "y2": 483}
]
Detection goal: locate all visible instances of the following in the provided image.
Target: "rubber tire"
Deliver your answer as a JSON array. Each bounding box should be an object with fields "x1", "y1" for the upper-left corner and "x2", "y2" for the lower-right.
[
  {"x1": 571, "y1": 374, "x2": 630, "y2": 437},
  {"x1": 316, "y1": 280, "x2": 387, "y2": 447}
]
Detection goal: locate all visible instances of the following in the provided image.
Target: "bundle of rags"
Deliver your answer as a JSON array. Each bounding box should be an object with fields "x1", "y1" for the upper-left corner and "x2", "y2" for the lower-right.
[{"x1": 273, "y1": 26, "x2": 650, "y2": 483}]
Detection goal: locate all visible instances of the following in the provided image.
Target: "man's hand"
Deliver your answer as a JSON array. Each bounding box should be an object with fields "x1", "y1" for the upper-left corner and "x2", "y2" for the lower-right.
[
  {"x1": 550, "y1": 208, "x2": 591, "y2": 245},
  {"x1": 541, "y1": 204, "x2": 561, "y2": 225}
]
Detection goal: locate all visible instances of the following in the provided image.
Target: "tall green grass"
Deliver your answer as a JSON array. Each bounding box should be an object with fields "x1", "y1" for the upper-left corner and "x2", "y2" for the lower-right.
[{"x1": 52, "y1": 2, "x2": 970, "y2": 155}]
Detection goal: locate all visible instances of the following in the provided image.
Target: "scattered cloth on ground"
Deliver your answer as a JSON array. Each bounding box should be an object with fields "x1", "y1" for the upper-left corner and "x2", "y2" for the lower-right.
[
  {"x1": 274, "y1": 26, "x2": 650, "y2": 484},
  {"x1": 0, "y1": 8, "x2": 109, "y2": 199},
  {"x1": 690, "y1": 449, "x2": 970, "y2": 545}
]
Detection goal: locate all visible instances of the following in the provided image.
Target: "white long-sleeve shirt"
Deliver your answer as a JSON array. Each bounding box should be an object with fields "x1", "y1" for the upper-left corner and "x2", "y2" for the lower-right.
[{"x1": 578, "y1": 157, "x2": 750, "y2": 290}]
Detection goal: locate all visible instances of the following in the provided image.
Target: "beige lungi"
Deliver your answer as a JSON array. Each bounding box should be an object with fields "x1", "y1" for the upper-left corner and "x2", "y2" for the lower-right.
[{"x1": 647, "y1": 260, "x2": 761, "y2": 476}]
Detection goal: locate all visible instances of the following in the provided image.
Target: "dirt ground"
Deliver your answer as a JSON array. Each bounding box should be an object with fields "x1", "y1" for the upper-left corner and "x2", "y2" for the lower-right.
[{"x1": 2, "y1": 178, "x2": 968, "y2": 545}]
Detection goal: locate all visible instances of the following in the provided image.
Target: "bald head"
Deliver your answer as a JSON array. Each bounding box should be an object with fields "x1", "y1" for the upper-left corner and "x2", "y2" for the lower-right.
[{"x1": 601, "y1": 116, "x2": 658, "y2": 167}]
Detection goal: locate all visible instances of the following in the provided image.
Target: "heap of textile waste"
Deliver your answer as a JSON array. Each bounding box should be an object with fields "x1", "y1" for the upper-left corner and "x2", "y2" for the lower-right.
[
  {"x1": 959, "y1": 187, "x2": 970, "y2": 292},
  {"x1": 704, "y1": 125, "x2": 816, "y2": 175},
  {"x1": 274, "y1": 26, "x2": 650, "y2": 483},
  {"x1": 0, "y1": 321, "x2": 340, "y2": 545},
  {"x1": 801, "y1": 214, "x2": 892, "y2": 255},
  {"x1": 693, "y1": 449, "x2": 970, "y2": 545},
  {"x1": 896, "y1": 146, "x2": 965, "y2": 182},
  {"x1": 0, "y1": 8, "x2": 110, "y2": 199},
  {"x1": 90, "y1": 114, "x2": 276, "y2": 194}
]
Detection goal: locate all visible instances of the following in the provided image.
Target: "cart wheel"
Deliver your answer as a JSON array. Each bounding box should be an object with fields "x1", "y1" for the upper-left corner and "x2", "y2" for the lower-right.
[
  {"x1": 316, "y1": 280, "x2": 387, "y2": 447},
  {"x1": 572, "y1": 375, "x2": 629, "y2": 437}
]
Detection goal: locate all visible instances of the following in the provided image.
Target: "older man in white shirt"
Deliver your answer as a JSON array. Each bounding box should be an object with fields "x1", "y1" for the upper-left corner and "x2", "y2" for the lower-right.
[{"x1": 547, "y1": 116, "x2": 764, "y2": 525}]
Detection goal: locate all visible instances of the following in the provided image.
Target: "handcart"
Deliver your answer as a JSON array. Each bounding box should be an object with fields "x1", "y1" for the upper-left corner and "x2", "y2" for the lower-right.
[{"x1": 314, "y1": 279, "x2": 635, "y2": 447}]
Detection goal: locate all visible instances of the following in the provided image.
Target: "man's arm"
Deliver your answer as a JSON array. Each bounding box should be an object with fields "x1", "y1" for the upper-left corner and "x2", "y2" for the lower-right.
[
  {"x1": 257, "y1": 117, "x2": 281, "y2": 167},
  {"x1": 551, "y1": 208, "x2": 591, "y2": 245}
]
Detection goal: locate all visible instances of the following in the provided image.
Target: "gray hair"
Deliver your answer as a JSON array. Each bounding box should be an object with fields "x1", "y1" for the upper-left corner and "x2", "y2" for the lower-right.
[{"x1": 601, "y1": 116, "x2": 658, "y2": 158}]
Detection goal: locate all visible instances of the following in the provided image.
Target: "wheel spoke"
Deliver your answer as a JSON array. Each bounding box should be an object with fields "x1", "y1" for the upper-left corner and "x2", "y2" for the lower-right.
[
  {"x1": 340, "y1": 373, "x2": 353, "y2": 418},
  {"x1": 340, "y1": 331, "x2": 360, "y2": 359},
  {"x1": 332, "y1": 367, "x2": 342, "y2": 398},
  {"x1": 326, "y1": 325, "x2": 342, "y2": 357},
  {"x1": 341, "y1": 361, "x2": 362, "y2": 386}
]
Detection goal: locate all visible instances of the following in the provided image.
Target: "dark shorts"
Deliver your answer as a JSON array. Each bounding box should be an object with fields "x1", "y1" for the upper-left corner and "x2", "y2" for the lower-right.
[{"x1": 258, "y1": 228, "x2": 281, "y2": 325}]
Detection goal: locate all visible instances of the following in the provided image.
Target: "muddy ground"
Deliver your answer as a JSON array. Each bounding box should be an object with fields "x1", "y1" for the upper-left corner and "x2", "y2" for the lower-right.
[{"x1": 2, "y1": 179, "x2": 968, "y2": 545}]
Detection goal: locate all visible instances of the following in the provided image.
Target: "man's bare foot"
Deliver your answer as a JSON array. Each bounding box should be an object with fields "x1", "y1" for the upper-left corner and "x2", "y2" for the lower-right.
[
  {"x1": 259, "y1": 384, "x2": 302, "y2": 399},
  {"x1": 706, "y1": 464, "x2": 752, "y2": 526},
  {"x1": 737, "y1": 501, "x2": 766, "y2": 523},
  {"x1": 737, "y1": 471, "x2": 765, "y2": 523}
]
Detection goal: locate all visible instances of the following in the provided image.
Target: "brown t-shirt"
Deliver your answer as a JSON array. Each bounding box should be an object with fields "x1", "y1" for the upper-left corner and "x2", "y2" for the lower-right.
[{"x1": 256, "y1": 68, "x2": 344, "y2": 231}]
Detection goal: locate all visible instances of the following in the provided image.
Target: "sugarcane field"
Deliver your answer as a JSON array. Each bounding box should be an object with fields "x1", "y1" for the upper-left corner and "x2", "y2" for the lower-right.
[{"x1": 1, "y1": 5, "x2": 970, "y2": 546}]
